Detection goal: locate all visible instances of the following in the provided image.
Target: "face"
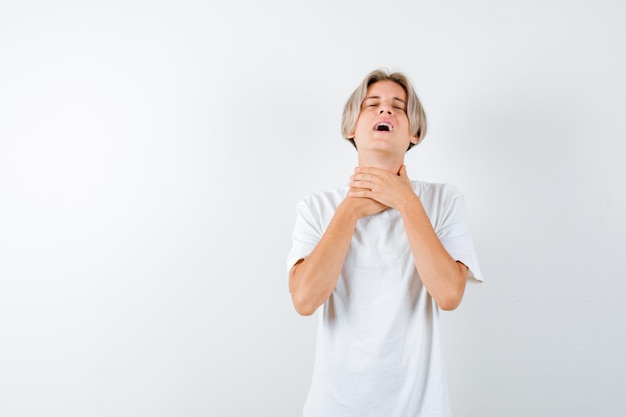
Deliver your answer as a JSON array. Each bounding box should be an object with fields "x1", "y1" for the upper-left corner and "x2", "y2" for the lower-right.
[{"x1": 349, "y1": 80, "x2": 418, "y2": 154}]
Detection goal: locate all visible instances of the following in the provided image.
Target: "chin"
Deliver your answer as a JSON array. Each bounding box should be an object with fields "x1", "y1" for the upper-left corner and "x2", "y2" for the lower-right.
[{"x1": 362, "y1": 145, "x2": 405, "y2": 155}]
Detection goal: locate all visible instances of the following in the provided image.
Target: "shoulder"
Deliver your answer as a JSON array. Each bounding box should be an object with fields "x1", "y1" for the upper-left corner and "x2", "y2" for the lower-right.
[
  {"x1": 296, "y1": 186, "x2": 348, "y2": 213},
  {"x1": 411, "y1": 180, "x2": 471, "y2": 233},
  {"x1": 411, "y1": 180, "x2": 464, "y2": 203}
]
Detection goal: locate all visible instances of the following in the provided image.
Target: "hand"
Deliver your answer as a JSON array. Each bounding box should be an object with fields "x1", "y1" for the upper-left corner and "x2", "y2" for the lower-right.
[
  {"x1": 341, "y1": 186, "x2": 388, "y2": 219},
  {"x1": 347, "y1": 165, "x2": 417, "y2": 210}
]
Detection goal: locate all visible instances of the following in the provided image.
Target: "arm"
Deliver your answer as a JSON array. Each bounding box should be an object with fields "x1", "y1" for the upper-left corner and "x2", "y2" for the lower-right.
[
  {"x1": 396, "y1": 194, "x2": 468, "y2": 310},
  {"x1": 348, "y1": 165, "x2": 468, "y2": 311},
  {"x1": 289, "y1": 192, "x2": 386, "y2": 316}
]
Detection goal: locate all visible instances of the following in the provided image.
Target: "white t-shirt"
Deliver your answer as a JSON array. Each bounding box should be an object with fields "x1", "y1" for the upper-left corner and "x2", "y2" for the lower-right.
[{"x1": 287, "y1": 181, "x2": 483, "y2": 417}]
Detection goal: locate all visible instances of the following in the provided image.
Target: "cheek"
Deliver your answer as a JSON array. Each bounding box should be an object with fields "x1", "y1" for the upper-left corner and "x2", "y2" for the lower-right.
[{"x1": 355, "y1": 119, "x2": 369, "y2": 134}]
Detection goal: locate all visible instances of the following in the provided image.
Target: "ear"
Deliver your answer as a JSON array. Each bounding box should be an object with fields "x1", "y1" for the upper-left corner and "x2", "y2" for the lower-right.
[{"x1": 410, "y1": 135, "x2": 419, "y2": 145}]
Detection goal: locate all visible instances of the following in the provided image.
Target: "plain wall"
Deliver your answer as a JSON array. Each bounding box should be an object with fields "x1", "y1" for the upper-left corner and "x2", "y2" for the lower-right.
[{"x1": 1, "y1": 0, "x2": 624, "y2": 416}]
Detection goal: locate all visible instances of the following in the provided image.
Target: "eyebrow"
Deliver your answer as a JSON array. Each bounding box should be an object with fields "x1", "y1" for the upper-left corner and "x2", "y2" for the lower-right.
[{"x1": 363, "y1": 96, "x2": 406, "y2": 105}]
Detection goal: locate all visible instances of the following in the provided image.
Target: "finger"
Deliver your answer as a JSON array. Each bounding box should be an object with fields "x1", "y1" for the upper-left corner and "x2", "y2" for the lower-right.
[
  {"x1": 351, "y1": 173, "x2": 380, "y2": 183},
  {"x1": 347, "y1": 189, "x2": 372, "y2": 198},
  {"x1": 349, "y1": 180, "x2": 375, "y2": 190},
  {"x1": 349, "y1": 185, "x2": 372, "y2": 192}
]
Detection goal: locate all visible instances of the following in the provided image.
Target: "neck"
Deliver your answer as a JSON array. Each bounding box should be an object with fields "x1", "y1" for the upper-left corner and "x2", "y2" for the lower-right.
[{"x1": 357, "y1": 152, "x2": 404, "y2": 174}]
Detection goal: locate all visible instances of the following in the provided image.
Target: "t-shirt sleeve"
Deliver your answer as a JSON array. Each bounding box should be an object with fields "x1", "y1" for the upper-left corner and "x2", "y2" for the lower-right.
[
  {"x1": 436, "y1": 189, "x2": 484, "y2": 282},
  {"x1": 286, "y1": 197, "x2": 323, "y2": 273}
]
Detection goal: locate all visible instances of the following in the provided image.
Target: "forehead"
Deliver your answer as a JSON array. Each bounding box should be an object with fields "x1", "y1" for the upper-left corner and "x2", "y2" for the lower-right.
[{"x1": 365, "y1": 80, "x2": 407, "y2": 101}]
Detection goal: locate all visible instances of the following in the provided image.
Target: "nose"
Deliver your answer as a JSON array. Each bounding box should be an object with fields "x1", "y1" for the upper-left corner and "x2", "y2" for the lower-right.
[{"x1": 379, "y1": 104, "x2": 392, "y2": 115}]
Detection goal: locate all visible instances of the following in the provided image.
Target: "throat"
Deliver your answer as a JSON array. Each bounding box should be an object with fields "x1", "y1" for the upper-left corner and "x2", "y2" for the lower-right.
[{"x1": 357, "y1": 154, "x2": 404, "y2": 175}]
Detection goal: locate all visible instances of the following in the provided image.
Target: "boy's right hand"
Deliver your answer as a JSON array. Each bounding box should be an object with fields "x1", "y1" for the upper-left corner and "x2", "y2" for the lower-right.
[{"x1": 341, "y1": 187, "x2": 388, "y2": 219}]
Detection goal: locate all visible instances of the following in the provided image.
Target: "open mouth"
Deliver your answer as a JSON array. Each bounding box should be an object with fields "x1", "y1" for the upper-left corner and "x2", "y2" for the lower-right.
[{"x1": 373, "y1": 122, "x2": 393, "y2": 132}]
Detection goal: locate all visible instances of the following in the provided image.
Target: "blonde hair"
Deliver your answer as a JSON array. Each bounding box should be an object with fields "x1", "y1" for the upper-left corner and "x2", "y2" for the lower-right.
[{"x1": 341, "y1": 69, "x2": 427, "y2": 151}]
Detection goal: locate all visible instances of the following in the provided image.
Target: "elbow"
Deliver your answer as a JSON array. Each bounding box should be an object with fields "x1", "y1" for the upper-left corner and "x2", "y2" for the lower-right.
[
  {"x1": 289, "y1": 261, "x2": 321, "y2": 316},
  {"x1": 295, "y1": 306, "x2": 317, "y2": 316},
  {"x1": 435, "y1": 287, "x2": 465, "y2": 311},
  {"x1": 291, "y1": 293, "x2": 318, "y2": 316},
  {"x1": 436, "y1": 270, "x2": 467, "y2": 311},
  {"x1": 437, "y1": 296, "x2": 462, "y2": 311}
]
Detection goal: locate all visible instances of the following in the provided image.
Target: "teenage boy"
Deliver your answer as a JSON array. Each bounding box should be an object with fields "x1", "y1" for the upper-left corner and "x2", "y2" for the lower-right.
[{"x1": 287, "y1": 69, "x2": 483, "y2": 416}]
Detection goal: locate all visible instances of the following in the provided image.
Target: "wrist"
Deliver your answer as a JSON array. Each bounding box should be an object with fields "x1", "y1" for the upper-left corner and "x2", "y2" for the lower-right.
[
  {"x1": 396, "y1": 193, "x2": 422, "y2": 216},
  {"x1": 337, "y1": 199, "x2": 363, "y2": 223}
]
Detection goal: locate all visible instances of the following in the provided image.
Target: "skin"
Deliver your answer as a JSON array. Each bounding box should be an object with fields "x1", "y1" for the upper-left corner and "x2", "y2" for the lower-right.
[{"x1": 289, "y1": 80, "x2": 468, "y2": 315}]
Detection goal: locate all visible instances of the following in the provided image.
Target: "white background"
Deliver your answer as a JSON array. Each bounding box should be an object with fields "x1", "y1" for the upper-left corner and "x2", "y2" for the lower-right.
[{"x1": 1, "y1": 0, "x2": 625, "y2": 416}]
